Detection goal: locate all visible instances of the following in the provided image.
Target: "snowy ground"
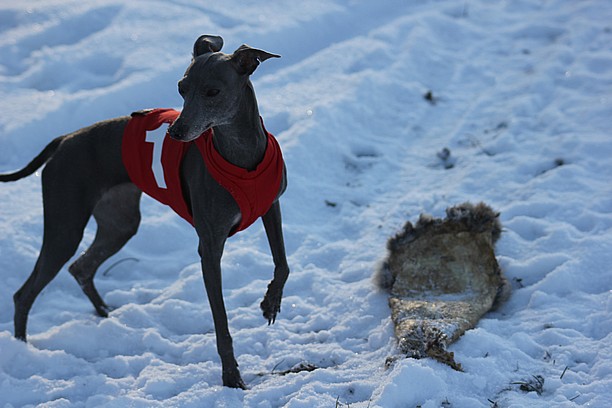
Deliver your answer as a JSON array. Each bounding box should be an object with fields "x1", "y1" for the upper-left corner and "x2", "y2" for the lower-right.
[{"x1": 1, "y1": 1, "x2": 611, "y2": 407}]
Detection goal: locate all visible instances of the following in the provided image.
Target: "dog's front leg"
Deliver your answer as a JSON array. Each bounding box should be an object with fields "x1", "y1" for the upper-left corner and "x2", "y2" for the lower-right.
[
  {"x1": 260, "y1": 200, "x2": 290, "y2": 324},
  {"x1": 198, "y1": 238, "x2": 246, "y2": 389}
]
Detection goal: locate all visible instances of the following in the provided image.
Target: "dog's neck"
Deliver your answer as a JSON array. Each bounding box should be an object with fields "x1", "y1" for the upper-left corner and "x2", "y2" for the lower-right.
[{"x1": 212, "y1": 81, "x2": 267, "y2": 171}]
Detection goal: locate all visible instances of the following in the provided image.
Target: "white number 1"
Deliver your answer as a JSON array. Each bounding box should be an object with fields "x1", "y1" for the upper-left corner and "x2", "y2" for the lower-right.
[{"x1": 145, "y1": 125, "x2": 168, "y2": 189}]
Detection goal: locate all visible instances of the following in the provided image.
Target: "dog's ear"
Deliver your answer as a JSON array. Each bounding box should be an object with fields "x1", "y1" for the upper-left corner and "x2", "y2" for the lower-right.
[
  {"x1": 193, "y1": 35, "x2": 224, "y2": 57},
  {"x1": 230, "y1": 44, "x2": 280, "y2": 75}
]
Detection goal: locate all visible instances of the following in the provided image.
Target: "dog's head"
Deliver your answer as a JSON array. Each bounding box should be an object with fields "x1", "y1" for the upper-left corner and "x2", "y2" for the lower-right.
[{"x1": 168, "y1": 35, "x2": 279, "y2": 142}]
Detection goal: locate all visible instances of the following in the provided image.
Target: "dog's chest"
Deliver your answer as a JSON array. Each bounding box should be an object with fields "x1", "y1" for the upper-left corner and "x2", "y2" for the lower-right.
[{"x1": 121, "y1": 108, "x2": 284, "y2": 236}]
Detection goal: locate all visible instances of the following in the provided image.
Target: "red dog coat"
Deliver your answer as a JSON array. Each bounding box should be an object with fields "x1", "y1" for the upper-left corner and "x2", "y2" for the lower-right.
[{"x1": 121, "y1": 108, "x2": 284, "y2": 235}]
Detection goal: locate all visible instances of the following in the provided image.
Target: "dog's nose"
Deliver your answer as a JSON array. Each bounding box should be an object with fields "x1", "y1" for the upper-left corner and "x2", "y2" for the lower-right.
[{"x1": 167, "y1": 121, "x2": 185, "y2": 141}]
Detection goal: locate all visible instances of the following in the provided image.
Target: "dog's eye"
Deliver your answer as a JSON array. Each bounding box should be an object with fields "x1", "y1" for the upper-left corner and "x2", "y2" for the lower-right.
[{"x1": 206, "y1": 89, "x2": 220, "y2": 97}]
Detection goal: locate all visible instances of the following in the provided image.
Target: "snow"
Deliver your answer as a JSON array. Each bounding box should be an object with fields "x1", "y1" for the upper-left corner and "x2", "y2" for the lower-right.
[{"x1": 0, "y1": 0, "x2": 611, "y2": 406}]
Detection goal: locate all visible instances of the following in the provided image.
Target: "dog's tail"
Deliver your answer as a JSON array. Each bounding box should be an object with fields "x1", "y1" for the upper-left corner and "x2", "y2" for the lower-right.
[{"x1": 0, "y1": 136, "x2": 65, "y2": 182}]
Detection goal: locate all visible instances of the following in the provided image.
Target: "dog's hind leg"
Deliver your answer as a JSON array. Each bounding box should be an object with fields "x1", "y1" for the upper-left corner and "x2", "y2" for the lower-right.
[
  {"x1": 13, "y1": 181, "x2": 92, "y2": 341},
  {"x1": 68, "y1": 183, "x2": 141, "y2": 317}
]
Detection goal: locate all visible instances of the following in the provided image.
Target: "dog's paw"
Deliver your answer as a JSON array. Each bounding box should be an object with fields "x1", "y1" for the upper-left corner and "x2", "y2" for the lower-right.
[
  {"x1": 260, "y1": 286, "x2": 283, "y2": 325},
  {"x1": 95, "y1": 303, "x2": 112, "y2": 318},
  {"x1": 222, "y1": 367, "x2": 247, "y2": 390}
]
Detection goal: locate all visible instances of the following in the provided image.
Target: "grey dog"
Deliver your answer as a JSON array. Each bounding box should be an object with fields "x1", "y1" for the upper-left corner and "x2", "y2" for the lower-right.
[{"x1": 0, "y1": 35, "x2": 289, "y2": 389}]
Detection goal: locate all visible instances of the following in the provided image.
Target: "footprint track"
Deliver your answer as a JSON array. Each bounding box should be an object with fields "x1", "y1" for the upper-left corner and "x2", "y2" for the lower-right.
[{"x1": 0, "y1": 5, "x2": 122, "y2": 77}]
